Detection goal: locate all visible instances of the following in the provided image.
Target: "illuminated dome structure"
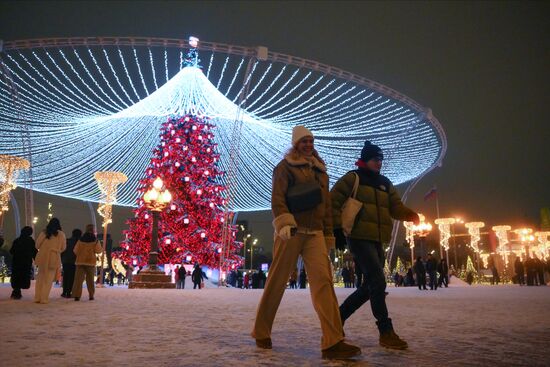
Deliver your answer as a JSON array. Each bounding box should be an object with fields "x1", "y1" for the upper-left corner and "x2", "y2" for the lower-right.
[{"x1": 0, "y1": 37, "x2": 447, "y2": 213}]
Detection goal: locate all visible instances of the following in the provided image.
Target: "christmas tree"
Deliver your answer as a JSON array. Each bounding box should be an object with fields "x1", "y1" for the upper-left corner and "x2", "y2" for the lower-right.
[
  {"x1": 117, "y1": 114, "x2": 242, "y2": 269},
  {"x1": 393, "y1": 256, "x2": 406, "y2": 275}
]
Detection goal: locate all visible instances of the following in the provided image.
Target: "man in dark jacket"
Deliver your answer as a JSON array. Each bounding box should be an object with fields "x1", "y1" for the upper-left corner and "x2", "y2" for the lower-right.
[
  {"x1": 414, "y1": 257, "x2": 427, "y2": 290},
  {"x1": 426, "y1": 254, "x2": 438, "y2": 290},
  {"x1": 61, "y1": 229, "x2": 81, "y2": 298},
  {"x1": 192, "y1": 263, "x2": 204, "y2": 289},
  {"x1": 331, "y1": 141, "x2": 419, "y2": 350},
  {"x1": 438, "y1": 258, "x2": 449, "y2": 287}
]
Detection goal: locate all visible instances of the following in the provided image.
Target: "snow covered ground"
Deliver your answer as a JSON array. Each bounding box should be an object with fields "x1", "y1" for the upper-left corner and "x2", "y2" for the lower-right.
[{"x1": 1, "y1": 281, "x2": 549, "y2": 367}]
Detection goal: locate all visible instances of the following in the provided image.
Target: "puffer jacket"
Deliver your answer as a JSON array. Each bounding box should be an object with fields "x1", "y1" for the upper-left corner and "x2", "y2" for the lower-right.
[
  {"x1": 74, "y1": 233, "x2": 102, "y2": 266},
  {"x1": 271, "y1": 153, "x2": 334, "y2": 247},
  {"x1": 331, "y1": 169, "x2": 416, "y2": 244}
]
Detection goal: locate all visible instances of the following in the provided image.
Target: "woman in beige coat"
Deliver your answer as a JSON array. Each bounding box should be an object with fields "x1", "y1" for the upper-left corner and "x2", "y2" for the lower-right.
[
  {"x1": 72, "y1": 224, "x2": 102, "y2": 301},
  {"x1": 34, "y1": 218, "x2": 66, "y2": 304},
  {"x1": 251, "y1": 126, "x2": 361, "y2": 360}
]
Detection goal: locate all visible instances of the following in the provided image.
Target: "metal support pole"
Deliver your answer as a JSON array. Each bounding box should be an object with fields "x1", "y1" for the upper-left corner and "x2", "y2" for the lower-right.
[{"x1": 99, "y1": 223, "x2": 108, "y2": 285}]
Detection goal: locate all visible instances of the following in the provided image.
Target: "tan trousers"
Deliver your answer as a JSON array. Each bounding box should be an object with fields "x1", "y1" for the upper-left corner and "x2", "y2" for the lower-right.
[
  {"x1": 72, "y1": 265, "x2": 95, "y2": 299},
  {"x1": 252, "y1": 232, "x2": 343, "y2": 350},
  {"x1": 34, "y1": 267, "x2": 57, "y2": 303}
]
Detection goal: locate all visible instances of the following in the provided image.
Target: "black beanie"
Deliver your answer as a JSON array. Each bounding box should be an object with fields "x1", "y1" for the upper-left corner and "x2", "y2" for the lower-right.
[{"x1": 360, "y1": 140, "x2": 383, "y2": 162}]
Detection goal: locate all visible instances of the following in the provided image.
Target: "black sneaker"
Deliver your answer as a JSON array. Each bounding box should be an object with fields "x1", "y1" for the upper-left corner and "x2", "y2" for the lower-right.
[
  {"x1": 322, "y1": 341, "x2": 361, "y2": 360},
  {"x1": 74, "y1": 297, "x2": 80, "y2": 301}
]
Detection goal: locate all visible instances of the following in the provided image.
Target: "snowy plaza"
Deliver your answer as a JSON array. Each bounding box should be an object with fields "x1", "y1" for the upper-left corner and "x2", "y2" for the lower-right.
[
  {"x1": 1, "y1": 282, "x2": 549, "y2": 366},
  {"x1": 1, "y1": 2, "x2": 548, "y2": 367}
]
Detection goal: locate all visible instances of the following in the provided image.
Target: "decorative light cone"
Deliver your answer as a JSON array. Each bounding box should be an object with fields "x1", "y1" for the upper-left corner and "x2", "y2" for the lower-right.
[
  {"x1": 0, "y1": 155, "x2": 30, "y2": 214},
  {"x1": 465, "y1": 222, "x2": 485, "y2": 253}
]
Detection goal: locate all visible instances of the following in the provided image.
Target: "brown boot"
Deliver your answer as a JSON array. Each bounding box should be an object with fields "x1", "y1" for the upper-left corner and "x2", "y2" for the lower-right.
[
  {"x1": 255, "y1": 338, "x2": 272, "y2": 349},
  {"x1": 379, "y1": 330, "x2": 408, "y2": 350},
  {"x1": 322, "y1": 340, "x2": 361, "y2": 360}
]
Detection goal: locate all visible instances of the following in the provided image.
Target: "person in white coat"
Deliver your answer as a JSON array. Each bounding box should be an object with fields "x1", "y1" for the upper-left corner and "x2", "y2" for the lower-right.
[{"x1": 34, "y1": 218, "x2": 66, "y2": 304}]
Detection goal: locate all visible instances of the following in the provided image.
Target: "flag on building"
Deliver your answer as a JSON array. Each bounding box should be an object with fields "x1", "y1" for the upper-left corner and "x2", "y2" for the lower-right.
[{"x1": 424, "y1": 186, "x2": 438, "y2": 202}]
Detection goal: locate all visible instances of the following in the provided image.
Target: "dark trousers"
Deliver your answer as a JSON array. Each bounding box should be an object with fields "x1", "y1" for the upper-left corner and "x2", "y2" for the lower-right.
[
  {"x1": 62, "y1": 263, "x2": 76, "y2": 296},
  {"x1": 339, "y1": 239, "x2": 393, "y2": 334},
  {"x1": 428, "y1": 271, "x2": 438, "y2": 290},
  {"x1": 438, "y1": 274, "x2": 449, "y2": 287},
  {"x1": 193, "y1": 281, "x2": 201, "y2": 289}
]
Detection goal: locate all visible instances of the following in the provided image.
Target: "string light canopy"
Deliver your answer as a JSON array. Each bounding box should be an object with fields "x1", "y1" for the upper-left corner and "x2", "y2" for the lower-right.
[{"x1": 0, "y1": 37, "x2": 447, "y2": 211}]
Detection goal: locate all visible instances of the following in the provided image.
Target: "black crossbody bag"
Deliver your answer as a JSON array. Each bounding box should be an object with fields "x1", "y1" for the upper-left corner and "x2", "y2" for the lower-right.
[{"x1": 285, "y1": 166, "x2": 322, "y2": 213}]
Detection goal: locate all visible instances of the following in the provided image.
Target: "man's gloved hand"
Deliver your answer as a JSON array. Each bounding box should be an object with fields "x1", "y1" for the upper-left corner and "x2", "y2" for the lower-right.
[
  {"x1": 333, "y1": 228, "x2": 347, "y2": 251},
  {"x1": 408, "y1": 212, "x2": 420, "y2": 225},
  {"x1": 278, "y1": 225, "x2": 293, "y2": 241}
]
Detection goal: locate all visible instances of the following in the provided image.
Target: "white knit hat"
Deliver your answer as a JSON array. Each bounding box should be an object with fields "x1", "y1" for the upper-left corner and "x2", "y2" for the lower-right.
[{"x1": 292, "y1": 125, "x2": 313, "y2": 146}]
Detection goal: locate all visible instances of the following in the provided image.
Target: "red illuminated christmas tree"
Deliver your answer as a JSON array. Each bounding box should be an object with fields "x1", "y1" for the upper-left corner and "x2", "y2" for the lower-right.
[{"x1": 117, "y1": 114, "x2": 242, "y2": 269}]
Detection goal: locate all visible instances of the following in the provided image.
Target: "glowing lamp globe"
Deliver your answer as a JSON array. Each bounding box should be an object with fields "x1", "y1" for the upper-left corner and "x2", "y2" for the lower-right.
[
  {"x1": 189, "y1": 36, "x2": 199, "y2": 48},
  {"x1": 152, "y1": 177, "x2": 163, "y2": 190}
]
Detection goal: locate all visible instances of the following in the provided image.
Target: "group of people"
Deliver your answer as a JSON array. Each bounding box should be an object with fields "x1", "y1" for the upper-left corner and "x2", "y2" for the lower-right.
[
  {"x1": 9, "y1": 218, "x2": 102, "y2": 303},
  {"x1": 251, "y1": 126, "x2": 420, "y2": 360},
  {"x1": 412, "y1": 254, "x2": 450, "y2": 290},
  {"x1": 514, "y1": 256, "x2": 548, "y2": 286},
  {"x1": 173, "y1": 263, "x2": 207, "y2": 289}
]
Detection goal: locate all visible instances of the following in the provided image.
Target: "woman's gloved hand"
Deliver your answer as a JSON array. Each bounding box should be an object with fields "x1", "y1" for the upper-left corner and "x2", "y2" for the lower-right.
[
  {"x1": 278, "y1": 225, "x2": 294, "y2": 241},
  {"x1": 333, "y1": 228, "x2": 347, "y2": 251}
]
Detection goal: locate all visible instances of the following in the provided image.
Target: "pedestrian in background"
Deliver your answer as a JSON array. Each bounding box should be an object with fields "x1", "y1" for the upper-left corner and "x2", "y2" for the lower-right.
[
  {"x1": 72, "y1": 224, "x2": 102, "y2": 301},
  {"x1": 34, "y1": 218, "x2": 66, "y2": 304},
  {"x1": 10, "y1": 226, "x2": 37, "y2": 300},
  {"x1": 61, "y1": 228, "x2": 81, "y2": 298}
]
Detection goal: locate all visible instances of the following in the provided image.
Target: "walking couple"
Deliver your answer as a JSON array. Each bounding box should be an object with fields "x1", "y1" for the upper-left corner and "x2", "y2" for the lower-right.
[{"x1": 251, "y1": 125, "x2": 419, "y2": 360}]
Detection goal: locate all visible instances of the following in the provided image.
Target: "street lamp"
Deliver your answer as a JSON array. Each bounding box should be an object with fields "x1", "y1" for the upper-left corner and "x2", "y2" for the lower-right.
[
  {"x1": 94, "y1": 171, "x2": 127, "y2": 285},
  {"x1": 414, "y1": 214, "x2": 432, "y2": 258},
  {"x1": 129, "y1": 177, "x2": 174, "y2": 289},
  {"x1": 242, "y1": 233, "x2": 252, "y2": 268},
  {"x1": 251, "y1": 238, "x2": 258, "y2": 270}
]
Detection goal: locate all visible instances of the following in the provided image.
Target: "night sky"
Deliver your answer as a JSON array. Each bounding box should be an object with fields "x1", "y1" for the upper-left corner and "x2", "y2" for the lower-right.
[{"x1": 1, "y1": 1, "x2": 548, "y2": 233}]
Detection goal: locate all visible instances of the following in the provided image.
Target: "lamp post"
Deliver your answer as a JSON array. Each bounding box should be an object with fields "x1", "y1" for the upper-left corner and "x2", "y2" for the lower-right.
[
  {"x1": 243, "y1": 234, "x2": 251, "y2": 267},
  {"x1": 93, "y1": 171, "x2": 127, "y2": 286},
  {"x1": 250, "y1": 238, "x2": 258, "y2": 270},
  {"x1": 129, "y1": 177, "x2": 175, "y2": 289},
  {"x1": 414, "y1": 214, "x2": 432, "y2": 258},
  {"x1": 0, "y1": 155, "x2": 30, "y2": 229}
]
